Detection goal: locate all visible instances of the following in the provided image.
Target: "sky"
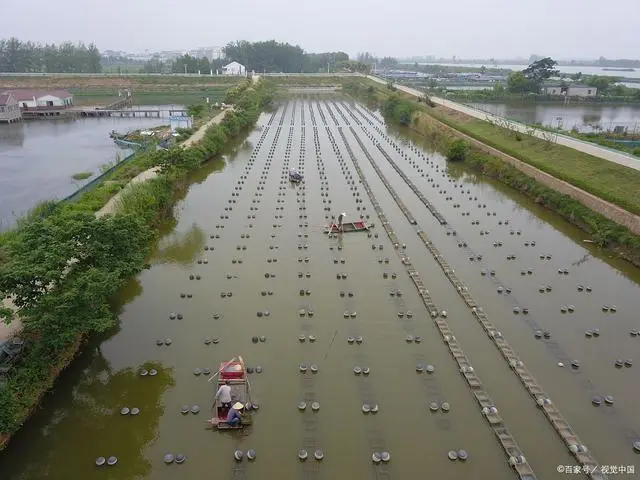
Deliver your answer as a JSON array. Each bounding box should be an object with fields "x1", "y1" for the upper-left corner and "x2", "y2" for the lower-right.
[{"x1": 3, "y1": 0, "x2": 640, "y2": 59}]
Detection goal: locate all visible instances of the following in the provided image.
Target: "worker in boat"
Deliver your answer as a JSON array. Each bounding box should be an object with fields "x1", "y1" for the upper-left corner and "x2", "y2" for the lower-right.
[
  {"x1": 226, "y1": 402, "x2": 244, "y2": 426},
  {"x1": 337, "y1": 212, "x2": 346, "y2": 232},
  {"x1": 215, "y1": 380, "x2": 232, "y2": 410}
]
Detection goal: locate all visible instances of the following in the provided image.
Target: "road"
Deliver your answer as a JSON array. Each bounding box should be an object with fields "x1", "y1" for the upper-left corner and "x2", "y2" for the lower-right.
[{"x1": 366, "y1": 75, "x2": 640, "y2": 171}]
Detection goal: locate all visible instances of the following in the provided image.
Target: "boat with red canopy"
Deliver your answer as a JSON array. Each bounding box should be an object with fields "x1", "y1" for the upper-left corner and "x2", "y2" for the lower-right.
[{"x1": 207, "y1": 357, "x2": 253, "y2": 430}]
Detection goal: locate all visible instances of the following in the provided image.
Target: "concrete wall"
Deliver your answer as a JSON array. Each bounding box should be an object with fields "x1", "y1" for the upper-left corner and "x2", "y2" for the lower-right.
[
  {"x1": 544, "y1": 86, "x2": 597, "y2": 97},
  {"x1": 421, "y1": 111, "x2": 640, "y2": 235}
]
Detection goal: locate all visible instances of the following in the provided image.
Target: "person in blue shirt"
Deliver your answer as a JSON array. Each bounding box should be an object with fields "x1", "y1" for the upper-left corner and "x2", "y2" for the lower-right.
[{"x1": 226, "y1": 402, "x2": 244, "y2": 426}]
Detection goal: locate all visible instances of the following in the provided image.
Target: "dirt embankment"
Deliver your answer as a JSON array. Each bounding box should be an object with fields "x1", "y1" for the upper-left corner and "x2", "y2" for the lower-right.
[{"x1": 0, "y1": 76, "x2": 237, "y2": 91}]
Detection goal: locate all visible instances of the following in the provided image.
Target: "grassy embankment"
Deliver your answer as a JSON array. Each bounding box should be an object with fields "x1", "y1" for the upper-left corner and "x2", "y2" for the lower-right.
[
  {"x1": 0, "y1": 79, "x2": 274, "y2": 448},
  {"x1": 524, "y1": 124, "x2": 640, "y2": 158},
  {"x1": 342, "y1": 79, "x2": 640, "y2": 265},
  {"x1": 0, "y1": 74, "x2": 244, "y2": 106}
]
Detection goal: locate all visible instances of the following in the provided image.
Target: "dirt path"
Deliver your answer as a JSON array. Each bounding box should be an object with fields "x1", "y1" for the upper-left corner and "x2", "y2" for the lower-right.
[
  {"x1": 182, "y1": 108, "x2": 231, "y2": 147},
  {"x1": 95, "y1": 166, "x2": 162, "y2": 218},
  {"x1": 1, "y1": 108, "x2": 232, "y2": 340}
]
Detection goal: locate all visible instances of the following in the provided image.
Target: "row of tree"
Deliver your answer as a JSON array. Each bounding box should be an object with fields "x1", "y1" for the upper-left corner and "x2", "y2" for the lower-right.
[
  {"x1": 141, "y1": 41, "x2": 368, "y2": 75},
  {"x1": 221, "y1": 40, "x2": 352, "y2": 73},
  {"x1": 1, "y1": 37, "x2": 376, "y2": 75},
  {"x1": 0, "y1": 37, "x2": 102, "y2": 73}
]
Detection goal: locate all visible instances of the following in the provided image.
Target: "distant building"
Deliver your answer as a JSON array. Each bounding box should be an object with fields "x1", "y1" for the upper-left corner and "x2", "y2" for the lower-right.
[
  {"x1": 0, "y1": 92, "x2": 21, "y2": 123},
  {"x1": 544, "y1": 85, "x2": 597, "y2": 97},
  {"x1": 8, "y1": 89, "x2": 74, "y2": 109},
  {"x1": 222, "y1": 62, "x2": 246, "y2": 76}
]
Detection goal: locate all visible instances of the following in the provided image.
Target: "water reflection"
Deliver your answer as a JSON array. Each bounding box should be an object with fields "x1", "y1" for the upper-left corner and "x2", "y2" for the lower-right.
[
  {"x1": 0, "y1": 123, "x2": 25, "y2": 147},
  {"x1": 0, "y1": 346, "x2": 173, "y2": 480},
  {"x1": 386, "y1": 115, "x2": 640, "y2": 282},
  {"x1": 151, "y1": 224, "x2": 206, "y2": 265},
  {"x1": 467, "y1": 102, "x2": 640, "y2": 132}
]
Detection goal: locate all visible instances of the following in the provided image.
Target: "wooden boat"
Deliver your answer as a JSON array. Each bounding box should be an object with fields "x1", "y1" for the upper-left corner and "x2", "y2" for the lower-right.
[
  {"x1": 324, "y1": 220, "x2": 370, "y2": 233},
  {"x1": 208, "y1": 358, "x2": 253, "y2": 430}
]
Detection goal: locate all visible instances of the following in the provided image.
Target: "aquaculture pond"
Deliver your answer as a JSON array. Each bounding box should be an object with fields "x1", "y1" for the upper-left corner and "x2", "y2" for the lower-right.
[{"x1": 1, "y1": 98, "x2": 639, "y2": 480}]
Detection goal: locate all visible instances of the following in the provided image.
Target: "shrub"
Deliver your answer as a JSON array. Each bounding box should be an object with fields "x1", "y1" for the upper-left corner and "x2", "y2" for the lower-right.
[
  {"x1": 381, "y1": 95, "x2": 416, "y2": 126},
  {"x1": 447, "y1": 139, "x2": 470, "y2": 162}
]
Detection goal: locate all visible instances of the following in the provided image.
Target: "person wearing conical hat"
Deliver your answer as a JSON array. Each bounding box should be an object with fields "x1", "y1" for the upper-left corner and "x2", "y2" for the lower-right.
[
  {"x1": 226, "y1": 402, "x2": 244, "y2": 427},
  {"x1": 337, "y1": 212, "x2": 346, "y2": 232}
]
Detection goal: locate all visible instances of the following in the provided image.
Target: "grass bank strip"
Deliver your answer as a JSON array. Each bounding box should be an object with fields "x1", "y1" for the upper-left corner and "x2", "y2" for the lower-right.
[
  {"x1": 96, "y1": 108, "x2": 233, "y2": 217},
  {"x1": 0, "y1": 79, "x2": 273, "y2": 449},
  {"x1": 424, "y1": 110, "x2": 640, "y2": 236},
  {"x1": 429, "y1": 109, "x2": 640, "y2": 216}
]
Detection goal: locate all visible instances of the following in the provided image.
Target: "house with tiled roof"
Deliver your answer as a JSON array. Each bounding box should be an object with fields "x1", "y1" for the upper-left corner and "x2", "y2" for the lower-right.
[{"x1": 0, "y1": 92, "x2": 21, "y2": 123}]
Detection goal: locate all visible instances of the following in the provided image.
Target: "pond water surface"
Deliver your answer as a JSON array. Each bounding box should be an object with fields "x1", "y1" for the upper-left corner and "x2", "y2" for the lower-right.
[{"x1": 0, "y1": 98, "x2": 639, "y2": 480}]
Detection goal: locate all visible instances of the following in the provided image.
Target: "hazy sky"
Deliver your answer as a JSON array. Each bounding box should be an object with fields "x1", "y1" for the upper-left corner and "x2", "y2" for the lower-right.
[{"x1": 3, "y1": 0, "x2": 639, "y2": 59}]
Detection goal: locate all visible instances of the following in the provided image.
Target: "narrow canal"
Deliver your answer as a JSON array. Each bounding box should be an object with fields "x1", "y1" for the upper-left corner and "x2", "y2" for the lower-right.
[{"x1": 1, "y1": 98, "x2": 639, "y2": 480}]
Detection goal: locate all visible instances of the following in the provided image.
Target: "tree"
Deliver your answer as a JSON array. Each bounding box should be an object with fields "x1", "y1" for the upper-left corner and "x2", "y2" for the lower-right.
[
  {"x1": 0, "y1": 210, "x2": 151, "y2": 312},
  {"x1": 172, "y1": 54, "x2": 200, "y2": 73},
  {"x1": 381, "y1": 95, "x2": 415, "y2": 126},
  {"x1": 447, "y1": 140, "x2": 469, "y2": 162},
  {"x1": 356, "y1": 52, "x2": 378, "y2": 65},
  {"x1": 521, "y1": 57, "x2": 559, "y2": 92},
  {"x1": 586, "y1": 75, "x2": 616, "y2": 94},
  {"x1": 0, "y1": 37, "x2": 102, "y2": 73},
  {"x1": 493, "y1": 82, "x2": 505, "y2": 96},
  {"x1": 143, "y1": 58, "x2": 164, "y2": 74},
  {"x1": 507, "y1": 71, "x2": 535, "y2": 93},
  {"x1": 380, "y1": 56, "x2": 398, "y2": 68},
  {"x1": 198, "y1": 57, "x2": 211, "y2": 73}
]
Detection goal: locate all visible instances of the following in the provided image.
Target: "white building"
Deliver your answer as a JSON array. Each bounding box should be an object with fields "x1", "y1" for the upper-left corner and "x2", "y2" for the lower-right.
[
  {"x1": 544, "y1": 85, "x2": 597, "y2": 97},
  {"x1": 9, "y1": 90, "x2": 74, "y2": 109},
  {"x1": 222, "y1": 61, "x2": 246, "y2": 76}
]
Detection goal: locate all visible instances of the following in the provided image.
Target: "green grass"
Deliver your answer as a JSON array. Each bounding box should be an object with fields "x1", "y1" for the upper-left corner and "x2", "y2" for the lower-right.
[
  {"x1": 429, "y1": 111, "x2": 640, "y2": 215},
  {"x1": 71, "y1": 172, "x2": 93, "y2": 181},
  {"x1": 70, "y1": 87, "x2": 229, "y2": 106}
]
